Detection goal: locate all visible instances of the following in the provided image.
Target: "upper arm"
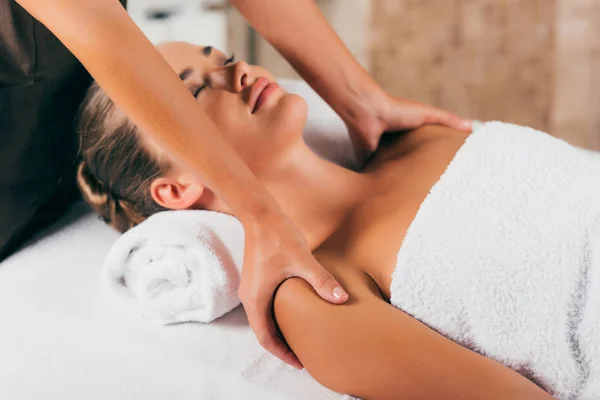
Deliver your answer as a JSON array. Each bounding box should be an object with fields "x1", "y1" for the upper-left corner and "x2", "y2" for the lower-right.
[{"x1": 273, "y1": 270, "x2": 551, "y2": 400}]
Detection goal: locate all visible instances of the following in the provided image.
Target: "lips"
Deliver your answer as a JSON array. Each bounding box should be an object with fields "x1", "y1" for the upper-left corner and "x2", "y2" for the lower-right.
[{"x1": 249, "y1": 77, "x2": 280, "y2": 113}]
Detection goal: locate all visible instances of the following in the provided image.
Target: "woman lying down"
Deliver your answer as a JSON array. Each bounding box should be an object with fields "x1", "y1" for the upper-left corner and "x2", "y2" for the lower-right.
[{"x1": 76, "y1": 42, "x2": 599, "y2": 400}]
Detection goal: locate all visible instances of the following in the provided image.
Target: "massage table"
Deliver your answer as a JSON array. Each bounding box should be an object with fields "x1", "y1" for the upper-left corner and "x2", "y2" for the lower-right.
[{"x1": 0, "y1": 80, "x2": 355, "y2": 400}]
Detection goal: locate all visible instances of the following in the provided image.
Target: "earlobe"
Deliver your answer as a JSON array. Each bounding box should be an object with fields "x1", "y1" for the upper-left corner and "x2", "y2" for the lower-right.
[{"x1": 150, "y1": 177, "x2": 204, "y2": 210}]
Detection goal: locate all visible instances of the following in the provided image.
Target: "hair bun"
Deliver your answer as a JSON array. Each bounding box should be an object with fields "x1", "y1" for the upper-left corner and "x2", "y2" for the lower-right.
[
  {"x1": 77, "y1": 161, "x2": 105, "y2": 197},
  {"x1": 77, "y1": 161, "x2": 114, "y2": 222},
  {"x1": 76, "y1": 161, "x2": 138, "y2": 232}
]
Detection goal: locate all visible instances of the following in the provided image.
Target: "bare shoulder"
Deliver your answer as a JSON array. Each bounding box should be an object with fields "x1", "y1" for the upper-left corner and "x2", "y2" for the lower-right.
[
  {"x1": 273, "y1": 258, "x2": 553, "y2": 400},
  {"x1": 273, "y1": 264, "x2": 388, "y2": 395},
  {"x1": 366, "y1": 125, "x2": 470, "y2": 174}
]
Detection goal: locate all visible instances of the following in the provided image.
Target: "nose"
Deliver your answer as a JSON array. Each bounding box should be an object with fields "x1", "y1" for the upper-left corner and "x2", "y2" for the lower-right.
[{"x1": 208, "y1": 61, "x2": 252, "y2": 93}]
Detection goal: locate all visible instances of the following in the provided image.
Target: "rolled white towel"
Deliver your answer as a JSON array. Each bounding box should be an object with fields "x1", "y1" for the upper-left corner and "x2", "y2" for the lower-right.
[{"x1": 102, "y1": 210, "x2": 244, "y2": 324}]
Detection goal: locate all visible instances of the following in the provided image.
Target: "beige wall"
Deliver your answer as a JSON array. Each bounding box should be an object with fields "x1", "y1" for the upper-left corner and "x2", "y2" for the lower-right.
[
  {"x1": 371, "y1": 0, "x2": 600, "y2": 149},
  {"x1": 552, "y1": 0, "x2": 600, "y2": 148},
  {"x1": 227, "y1": 0, "x2": 599, "y2": 149},
  {"x1": 227, "y1": 0, "x2": 372, "y2": 78}
]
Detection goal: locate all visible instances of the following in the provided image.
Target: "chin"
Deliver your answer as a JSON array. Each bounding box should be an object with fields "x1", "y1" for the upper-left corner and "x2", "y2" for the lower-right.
[
  {"x1": 267, "y1": 93, "x2": 308, "y2": 148},
  {"x1": 275, "y1": 93, "x2": 308, "y2": 130},
  {"x1": 248, "y1": 93, "x2": 307, "y2": 173}
]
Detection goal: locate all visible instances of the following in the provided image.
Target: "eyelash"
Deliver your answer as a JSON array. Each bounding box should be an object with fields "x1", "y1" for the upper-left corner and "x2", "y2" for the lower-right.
[
  {"x1": 193, "y1": 85, "x2": 207, "y2": 98},
  {"x1": 193, "y1": 54, "x2": 236, "y2": 98},
  {"x1": 224, "y1": 53, "x2": 236, "y2": 65}
]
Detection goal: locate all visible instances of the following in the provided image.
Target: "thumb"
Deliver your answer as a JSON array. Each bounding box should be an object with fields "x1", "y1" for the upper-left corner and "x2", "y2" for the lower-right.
[
  {"x1": 303, "y1": 262, "x2": 349, "y2": 304},
  {"x1": 349, "y1": 133, "x2": 370, "y2": 167},
  {"x1": 348, "y1": 126, "x2": 379, "y2": 166}
]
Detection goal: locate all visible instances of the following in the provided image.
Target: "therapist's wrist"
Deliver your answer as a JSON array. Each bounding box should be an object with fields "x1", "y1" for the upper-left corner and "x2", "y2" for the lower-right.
[
  {"x1": 234, "y1": 191, "x2": 285, "y2": 229},
  {"x1": 338, "y1": 75, "x2": 386, "y2": 129}
]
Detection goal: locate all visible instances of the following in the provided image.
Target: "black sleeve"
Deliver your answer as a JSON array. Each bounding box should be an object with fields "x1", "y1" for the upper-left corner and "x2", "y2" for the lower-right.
[{"x1": 0, "y1": 0, "x2": 127, "y2": 261}]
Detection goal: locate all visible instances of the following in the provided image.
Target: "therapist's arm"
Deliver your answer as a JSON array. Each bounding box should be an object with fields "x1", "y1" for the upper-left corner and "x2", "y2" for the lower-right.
[
  {"x1": 231, "y1": 0, "x2": 471, "y2": 161},
  {"x1": 15, "y1": 0, "x2": 348, "y2": 368}
]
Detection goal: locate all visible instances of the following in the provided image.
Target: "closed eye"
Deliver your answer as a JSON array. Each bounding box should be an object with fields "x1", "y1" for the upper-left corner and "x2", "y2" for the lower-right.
[
  {"x1": 224, "y1": 53, "x2": 235, "y2": 66},
  {"x1": 189, "y1": 54, "x2": 235, "y2": 98},
  {"x1": 193, "y1": 84, "x2": 207, "y2": 98}
]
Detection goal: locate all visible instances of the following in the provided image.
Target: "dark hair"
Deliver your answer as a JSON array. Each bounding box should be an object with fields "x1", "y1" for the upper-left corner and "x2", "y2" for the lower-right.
[{"x1": 76, "y1": 82, "x2": 169, "y2": 232}]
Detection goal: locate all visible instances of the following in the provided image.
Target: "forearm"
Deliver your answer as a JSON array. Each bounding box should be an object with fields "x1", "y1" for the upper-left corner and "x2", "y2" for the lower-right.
[
  {"x1": 231, "y1": 0, "x2": 381, "y2": 127},
  {"x1": 16, "y1": 0, "x2": 277, "y2": 223}
]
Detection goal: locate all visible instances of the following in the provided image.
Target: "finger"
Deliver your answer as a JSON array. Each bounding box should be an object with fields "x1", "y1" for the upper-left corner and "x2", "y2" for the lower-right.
[
  {"x1": 276, "y1": 340, "x2": 303, "y2": 370},
  {"x1": 253, "y1": 319, "x2": 304, "y2": 369},
  {"x1": 243, "y1": 292, "x2": 304, "y2": 369},
  {"x1": 259, "y1": 331, "x2": 303, "y2": 369},
  {"x1": 425, "y1": 107, "x2": 472, "y2": 132},
  {"x1": 303, "y1": 262, "x2": 349, "y2": 304},
  {"x1": 349, "y1": 134, "x2": 370, "y2": 166}
]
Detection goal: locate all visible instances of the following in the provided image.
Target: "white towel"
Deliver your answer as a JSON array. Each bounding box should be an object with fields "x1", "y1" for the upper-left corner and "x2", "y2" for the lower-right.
[
  {"x1": 391, "y1": 122, "x2": 600, "y2": 399},
  {"x1": 102, "y1": 210, "x2": 245, "y2": 324},
  {"x1": 100, "y1": 78, "x2": 352, "y2": 326}
]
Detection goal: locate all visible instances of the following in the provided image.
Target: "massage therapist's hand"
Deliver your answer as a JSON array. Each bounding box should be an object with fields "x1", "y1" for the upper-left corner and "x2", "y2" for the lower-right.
[
  {"x1": 238, "y1": 211, "x2": 349, "y2": 369},
  {"x1": 347, "y1": 90, "x2": 473, "y2": 163}
]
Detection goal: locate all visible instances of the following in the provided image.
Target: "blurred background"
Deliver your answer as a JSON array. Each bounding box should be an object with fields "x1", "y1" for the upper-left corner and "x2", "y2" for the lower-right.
[{"x1": 128, "y1": 0, "x2": 600, "y2": 150}]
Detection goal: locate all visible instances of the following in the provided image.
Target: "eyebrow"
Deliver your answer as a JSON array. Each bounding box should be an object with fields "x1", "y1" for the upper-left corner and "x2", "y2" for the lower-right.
[
  {"x1": 202, "y1": 46, "x2": 213, "y2": 56},
  {"x1": 179, "y1": 68, "x2": 193, "y2": 81}
]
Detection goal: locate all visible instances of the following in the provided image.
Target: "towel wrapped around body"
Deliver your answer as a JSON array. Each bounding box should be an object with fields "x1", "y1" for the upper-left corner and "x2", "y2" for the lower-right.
[{"x1": 391, "y1": 122, "x2": 600, "y2": 399}]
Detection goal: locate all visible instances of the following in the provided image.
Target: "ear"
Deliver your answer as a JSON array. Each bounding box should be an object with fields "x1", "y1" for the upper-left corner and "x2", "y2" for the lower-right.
[{"x1": 150, "y1": 177, "x2": 205, "y2": 210}]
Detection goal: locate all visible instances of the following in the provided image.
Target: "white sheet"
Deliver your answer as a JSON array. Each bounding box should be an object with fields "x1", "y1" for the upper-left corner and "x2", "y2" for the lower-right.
[{"x1": 0, "y1": 80, "x2": 351, "y2": 400}]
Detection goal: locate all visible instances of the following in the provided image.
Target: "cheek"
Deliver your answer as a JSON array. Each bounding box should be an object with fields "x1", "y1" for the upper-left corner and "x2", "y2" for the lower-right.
[
  {"x1": 202, "y1": 93, "x2": 261, "y2": 151},
  {"x1": 197, "y1": 92, "x2": 307, "y2": 171},
  {"x1": 250, "y1": 94, "x2": 307, "y2": 157}
]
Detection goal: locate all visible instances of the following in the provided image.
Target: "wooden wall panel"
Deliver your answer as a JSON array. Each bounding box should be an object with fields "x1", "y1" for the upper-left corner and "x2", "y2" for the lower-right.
[
  {"x1": 371, "y1": 0, "x2": 558, "y2": 135},
  {"x1": 552, "y1": 0, "x2": 600, "y2": 148},
  {"x1": 229, "y1": 0, "x2": 599, "y2": 149}
]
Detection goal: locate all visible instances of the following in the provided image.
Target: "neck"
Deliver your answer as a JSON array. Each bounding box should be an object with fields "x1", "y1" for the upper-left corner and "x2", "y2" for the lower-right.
[{"x1": 259, "y1": 141, "x2": 365, "y2": 250}]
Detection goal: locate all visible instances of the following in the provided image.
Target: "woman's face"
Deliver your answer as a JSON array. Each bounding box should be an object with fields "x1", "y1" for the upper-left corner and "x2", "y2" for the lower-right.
[{"x1": 156, "y1": 41, "x2": 308, "y2": 172}]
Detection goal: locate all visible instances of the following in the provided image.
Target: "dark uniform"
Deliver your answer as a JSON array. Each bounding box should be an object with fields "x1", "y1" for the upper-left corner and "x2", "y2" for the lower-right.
[{"x1": 0, "y1": 0, "x2": 127, "y2": 261}]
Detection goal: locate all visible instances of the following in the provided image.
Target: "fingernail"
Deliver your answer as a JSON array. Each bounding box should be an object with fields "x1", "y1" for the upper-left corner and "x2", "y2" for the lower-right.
[
  {"x1": 461, "y1": 120, "x2": 473, "y2": 130},
  {"x1": 332, "y1": 286, "x2": 346, "y2": 299}
]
